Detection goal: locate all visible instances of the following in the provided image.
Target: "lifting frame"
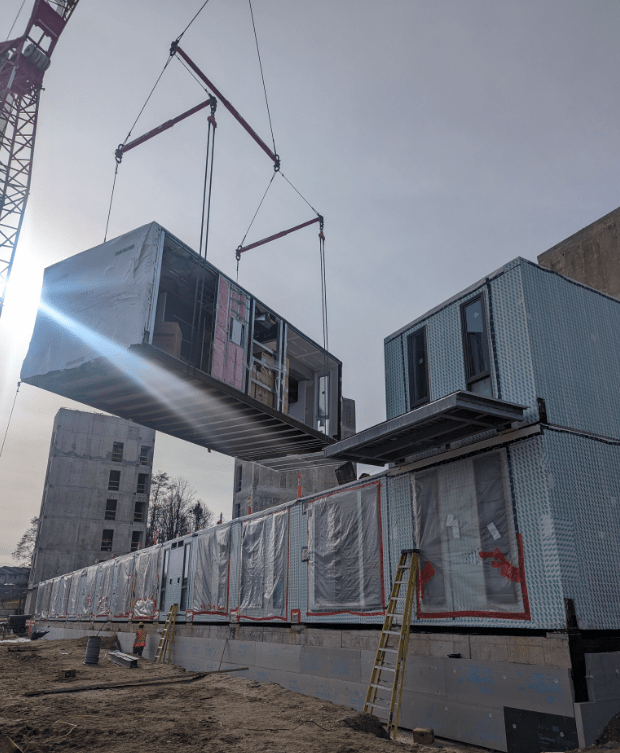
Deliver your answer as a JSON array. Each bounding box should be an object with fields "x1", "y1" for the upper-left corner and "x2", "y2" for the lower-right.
[
  {"x1": 363, "y1": 548, "x2": 420, "y2": 739},
  {"x1": 154, "y1": 604, "x2": 178, "y2": 664}
]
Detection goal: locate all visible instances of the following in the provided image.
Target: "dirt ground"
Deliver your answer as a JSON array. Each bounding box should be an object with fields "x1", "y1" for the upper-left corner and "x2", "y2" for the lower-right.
[{"x1": 0, "y1": 636, "x2": 619, "y2": 753}]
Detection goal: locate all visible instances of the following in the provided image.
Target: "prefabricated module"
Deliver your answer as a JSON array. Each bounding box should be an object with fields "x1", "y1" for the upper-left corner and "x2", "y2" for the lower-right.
[{"x1": 21, "y1": 222, "x2": 343, "y2": 464}]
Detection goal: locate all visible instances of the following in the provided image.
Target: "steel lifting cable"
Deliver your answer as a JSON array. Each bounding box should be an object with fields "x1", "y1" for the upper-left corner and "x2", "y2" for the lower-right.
[
  {"x1": 104, "y1": 0, "x2": 213, "y2": 241},
  {"x1": 248, "y1": 0, "x2": 276, "y2": 158},
  {"x1": 235, "y1": 172, "x2": 276, "y2": 280},
  {"x1": 5, "y1": 0, "x2": 26, "y2": 41},
  {"x1": 189, "y1": 108, "x2": 217, "y2": 371},
  {"x1": 0, "y1": 381, "x2": 20, "y2": 460}
]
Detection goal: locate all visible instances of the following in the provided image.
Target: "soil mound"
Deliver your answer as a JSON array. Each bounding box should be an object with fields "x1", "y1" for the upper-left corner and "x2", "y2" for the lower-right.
[
  {"x1": 337, "y1": 713, "x2": 390, "y2": 738},
  {"x1": 598, "y1": 711, "x2": 620, "y2": 745}
]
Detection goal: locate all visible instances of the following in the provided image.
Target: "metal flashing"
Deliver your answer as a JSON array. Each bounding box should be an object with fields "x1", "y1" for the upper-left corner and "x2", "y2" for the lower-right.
[{"x1": 324, "y1": 391, "x2": 526, "y2": 465}]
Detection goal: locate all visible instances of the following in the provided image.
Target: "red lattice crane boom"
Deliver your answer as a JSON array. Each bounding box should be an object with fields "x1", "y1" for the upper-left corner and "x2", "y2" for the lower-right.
[{"x1": 0, "y1": 0, "x2": 80, "y2": 318}]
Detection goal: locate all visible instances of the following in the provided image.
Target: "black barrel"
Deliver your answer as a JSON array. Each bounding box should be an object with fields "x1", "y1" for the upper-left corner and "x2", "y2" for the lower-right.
[{"x1": 83, "y1": 636, "x2": 101, "y2": 665}]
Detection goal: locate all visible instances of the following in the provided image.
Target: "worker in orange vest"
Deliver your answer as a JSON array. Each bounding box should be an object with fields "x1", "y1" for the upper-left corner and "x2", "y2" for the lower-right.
[{"x1": 133, "y1": 622, "x2": 146, "y2": 656}]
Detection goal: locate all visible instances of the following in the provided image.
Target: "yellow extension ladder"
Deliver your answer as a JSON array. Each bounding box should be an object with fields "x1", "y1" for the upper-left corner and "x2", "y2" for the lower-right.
[
  {"x1": 364, "y1": 548, "x2": 420, "y2": 740},
  {"x1": 154, "y1": 604, "x2": 178, "y2": 664}
]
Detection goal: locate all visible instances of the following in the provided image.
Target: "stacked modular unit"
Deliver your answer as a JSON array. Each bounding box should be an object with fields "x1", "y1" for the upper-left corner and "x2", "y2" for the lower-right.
[{"x1": 382, "y1": 257, "x2": 620, "y2": 630}]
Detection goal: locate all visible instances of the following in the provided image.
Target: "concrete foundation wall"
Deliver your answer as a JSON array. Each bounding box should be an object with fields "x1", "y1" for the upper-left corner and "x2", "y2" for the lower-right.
[{"x1": 38, "y1": 621, "x2": 585, "y2": 752}]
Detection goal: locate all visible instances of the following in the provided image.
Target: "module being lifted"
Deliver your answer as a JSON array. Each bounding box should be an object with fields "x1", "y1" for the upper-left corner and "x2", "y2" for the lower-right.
[{"x1": 21, "y1": 223, "x2": 342, "y2": 463}]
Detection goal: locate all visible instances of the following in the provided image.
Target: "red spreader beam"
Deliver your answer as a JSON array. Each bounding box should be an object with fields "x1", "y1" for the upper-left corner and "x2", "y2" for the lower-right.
[
  {"x1": 174, "y1": 43, "x2": 279, "y2": 169},
  {"x1": 116, "y1": 98, "x2": 215, "y2": 162},
  {"x1": 236, "y1": 216, "x2": 323, "y2": 260}
]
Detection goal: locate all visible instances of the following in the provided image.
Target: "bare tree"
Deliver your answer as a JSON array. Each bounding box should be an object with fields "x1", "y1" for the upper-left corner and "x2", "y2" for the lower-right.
[
  {"x1": 190, "y1": 501, "x2": 213, "y2": 532},
  {"x1": 147, "y1": 473, "x2": 214, "y2": 545},
  {"x1": 12, "y1": 516, "x2": 39, "y2": 567},
  {"x1": 146, "y1": 471, "x2": 170, "y2": 546}
]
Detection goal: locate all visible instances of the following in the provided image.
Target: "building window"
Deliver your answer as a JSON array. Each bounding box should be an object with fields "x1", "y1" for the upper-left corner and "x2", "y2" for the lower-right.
[
  {"x1": 108, "y1": 470, "x2": 121, "y2": 491},
  {"x1": 139, "y1": 445, "x2": 151, "y2": 465},
  {"x1": 134, "y1": 500, "x2": 145, "y2": 522},
  {"x1": 130, "y1": 531, "x2": 142, "y2": 552},
  {"x1": 461, "y1": 295, "x2": 492, "y2": 396},
  {"x1": 137, "y1": 473, "x2": 149, "y2": 494},
  {"x1": 111, "y1": 442, "x2": 124, "y2": 462},
  {"x1": 406, "y1": 327, "x2": 429, "y2": 408},
  {"x1": 235, "y1": 465, "x2": 243, "y2": 493},
  {"x1": 101, "y1": 529, "x2": 114, "y2": 552},
  {"x1": 105, "y1": 499, "x2": 117, "y2": 521}
]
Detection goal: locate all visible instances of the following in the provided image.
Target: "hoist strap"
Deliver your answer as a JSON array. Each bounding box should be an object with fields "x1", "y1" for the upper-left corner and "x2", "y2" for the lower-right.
[{"x1": 236, "y1": 216, "x2": 322, "y2": 258}]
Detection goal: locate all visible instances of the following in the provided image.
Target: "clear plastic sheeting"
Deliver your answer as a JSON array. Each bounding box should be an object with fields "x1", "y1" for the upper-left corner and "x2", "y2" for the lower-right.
[
  {"x1": 95, "y1": 561, "x2": 115, "y2": 617},
  {"x1": 191, "y1": 525, "x2": 230, "y2": 616},
  {"x1": 112, "y1": 555, "x2": 135, "y2": 618},
  {"x1": 35, "y1": 580, "x2": 53, "y2": 619},
  {"x1": 239, "y1": 510, "x2": 289, "y2": 618},
  {"x1": 414, "y1": 449, "x2": 525, "y2": 617},
  {"x1": 67, "y1": 570, "x2": 85, "y2": 619},
  {"x1": 133, "y1": 547, "x2": 161, "y2": 619},
  {"x1": 308, "y1": 483, "x2": 383, "y2": 614},
  {"x1": 82, "y1": 566, "x2": 98, "y2": 620}
]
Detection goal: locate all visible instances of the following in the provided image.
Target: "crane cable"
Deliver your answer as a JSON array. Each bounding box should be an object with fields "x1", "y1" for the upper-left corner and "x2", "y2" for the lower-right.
[
  {"x1": 248, "y1": 0, "x2": 276, "y2": 158},
  {"x1": 5, "y1": 0, "x2": 26, "y2": 41},
  {"x1": 0, "y1": 381, "x2": 20, "y2": 461},
  {"x1": 189, "y1": 107, "x2": 217, "y2": 372},
  {"x1": 104, "y1": 0, "x2": 213, "y2": 241}
]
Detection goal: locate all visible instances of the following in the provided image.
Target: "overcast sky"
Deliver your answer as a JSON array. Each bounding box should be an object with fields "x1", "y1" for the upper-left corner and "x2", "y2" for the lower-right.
[{"x1": 2, "y1": 0, "x2": 620, "y2": 566}]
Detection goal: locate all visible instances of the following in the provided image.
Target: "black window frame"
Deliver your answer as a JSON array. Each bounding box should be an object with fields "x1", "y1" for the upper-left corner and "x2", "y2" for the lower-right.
[
  {"x1": 133, "y1": 500, "x2": 145, "y2": 522},
  {"x1": 406, "y1": 326, "x2": 430, "y2": 409},
  {"x1": 235, "y1": 464, "x2": 243, "y2": 493},
  {"x1": 460, "y1": 293, "x2": 492, "y2": 390},
  {"x1": 111, "y1": 441, "x2": 124, "y2": 463},
  {"x1": 136, "y1": 473, "x2": 149, "y2": 495},
  {"x1": 139, "y1": 445, "x2": 151, "y2": 465},
  {"x1": 101, "y1": 529, "x2": 114, "y2": 552},
  {"x1": 108, "y1": 470, "x2": 121, "y2": 491},
  {"x1": 104, "y1": 499, "x2": 117, "y2": 521},
  {"x1": 130, "y1": 531, "x2": 142, "y2": 552}
]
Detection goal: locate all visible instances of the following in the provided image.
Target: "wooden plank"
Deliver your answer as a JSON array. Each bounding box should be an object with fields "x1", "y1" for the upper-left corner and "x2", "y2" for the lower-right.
[{"x1": 24, "y1": 666, "x2": 249, "y2": 697}]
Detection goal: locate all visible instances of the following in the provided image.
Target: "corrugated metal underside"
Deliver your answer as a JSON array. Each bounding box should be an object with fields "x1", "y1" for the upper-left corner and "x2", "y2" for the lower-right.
[
  {"x1": 325, "y1": 391, "x2": 526, "y2": 465},
  {"x1": 22, "y1": 344, "x2": 335, "y2": 462}
]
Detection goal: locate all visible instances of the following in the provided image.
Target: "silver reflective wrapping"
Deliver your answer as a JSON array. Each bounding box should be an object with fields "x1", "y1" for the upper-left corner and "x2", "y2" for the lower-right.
[
  {"x1": 67, "y1": 570, "x2": 84, "y2": 619},
  {"x1": 192, "y1": 525, "x2": 231, "y2": 615},
  {"x1": 414, "y1": 449, "x2": 524, "y2": 615},
  {"x1": 82, "y1": 567, "x2": 98, "y2": 619},
  {"x1": 308, "y1": 484, "x2": 383, "y2": 613},
  {"x1": 133, "y1": 547, "x2": 161, "y2": 619},
  {"x1": 239, "y1": 510, "x2": 288, "y2": 617},
  {"x1": 95, "y1": 560, "x2": 115, "y2": 617},
  {"x1": 240, "y1": 518, "x2": 265, "y2": 612},
  {"x1": 112, "y1": 555, "x2": 135, "y2": 618},
  {"x1": 48, "y1": 577, "x2": 61, "y2": 619},
  {"x1": 21, "y1": 223, "x2": 162, "y2": 380},
  {"x1": 35, "y1": 579, "x2": 52, "y2": 619}
]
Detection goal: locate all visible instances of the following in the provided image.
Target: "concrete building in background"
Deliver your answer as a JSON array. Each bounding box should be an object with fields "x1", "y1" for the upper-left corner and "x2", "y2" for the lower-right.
[
  {"x1": 538, "y1": 204, "x2": 620, "y2": 298},
  {"x1": 27, "y1": 409, "x2": 155, "y2": 608}
]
